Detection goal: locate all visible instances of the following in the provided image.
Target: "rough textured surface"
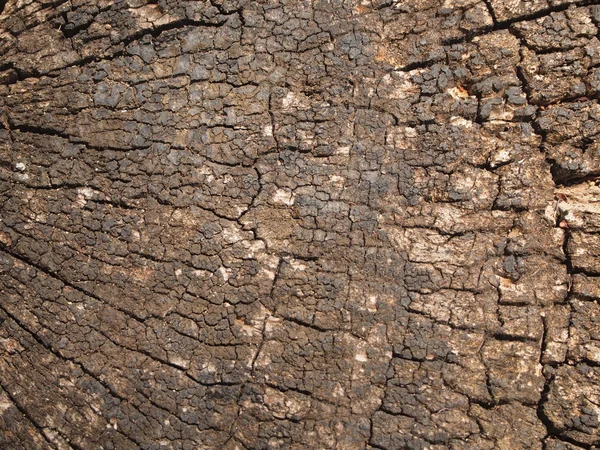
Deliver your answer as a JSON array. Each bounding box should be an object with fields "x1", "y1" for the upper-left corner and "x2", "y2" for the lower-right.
[{"x1": 0, "y1": 0, "x2": 599, "y2": 449}]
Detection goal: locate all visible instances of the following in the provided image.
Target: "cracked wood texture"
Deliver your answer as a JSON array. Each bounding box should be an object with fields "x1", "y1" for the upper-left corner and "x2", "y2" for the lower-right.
[{"x1": 0, "y1": 0, "x2": 600, "y2": 449}]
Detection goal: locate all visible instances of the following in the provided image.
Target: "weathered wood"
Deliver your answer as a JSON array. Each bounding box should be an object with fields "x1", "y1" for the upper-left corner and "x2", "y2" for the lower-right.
[{"x1": 1, "y1": 0, "x2": 599, "y2": 448}]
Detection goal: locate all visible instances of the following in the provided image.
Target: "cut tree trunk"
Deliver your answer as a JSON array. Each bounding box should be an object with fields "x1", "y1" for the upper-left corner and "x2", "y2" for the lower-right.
[{"x1": 1, "y1": 0, "x2": 600, "y2": 448}]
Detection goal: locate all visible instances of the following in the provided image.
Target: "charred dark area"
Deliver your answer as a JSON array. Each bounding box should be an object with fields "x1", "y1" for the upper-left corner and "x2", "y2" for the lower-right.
[{"x1": 1, "y1": 0, "x2": 600, "y2": 449}]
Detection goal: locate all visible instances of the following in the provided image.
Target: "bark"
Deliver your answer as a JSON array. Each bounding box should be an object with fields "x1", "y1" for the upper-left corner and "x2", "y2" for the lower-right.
[{"x1": 0, "y1": 0, "x2": 600, "y2": 448}]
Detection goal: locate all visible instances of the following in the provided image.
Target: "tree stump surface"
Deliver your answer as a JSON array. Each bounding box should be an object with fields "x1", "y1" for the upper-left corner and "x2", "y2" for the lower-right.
[{"x1": 1, "y1": 0, "x2": 600, "y2": 448}]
